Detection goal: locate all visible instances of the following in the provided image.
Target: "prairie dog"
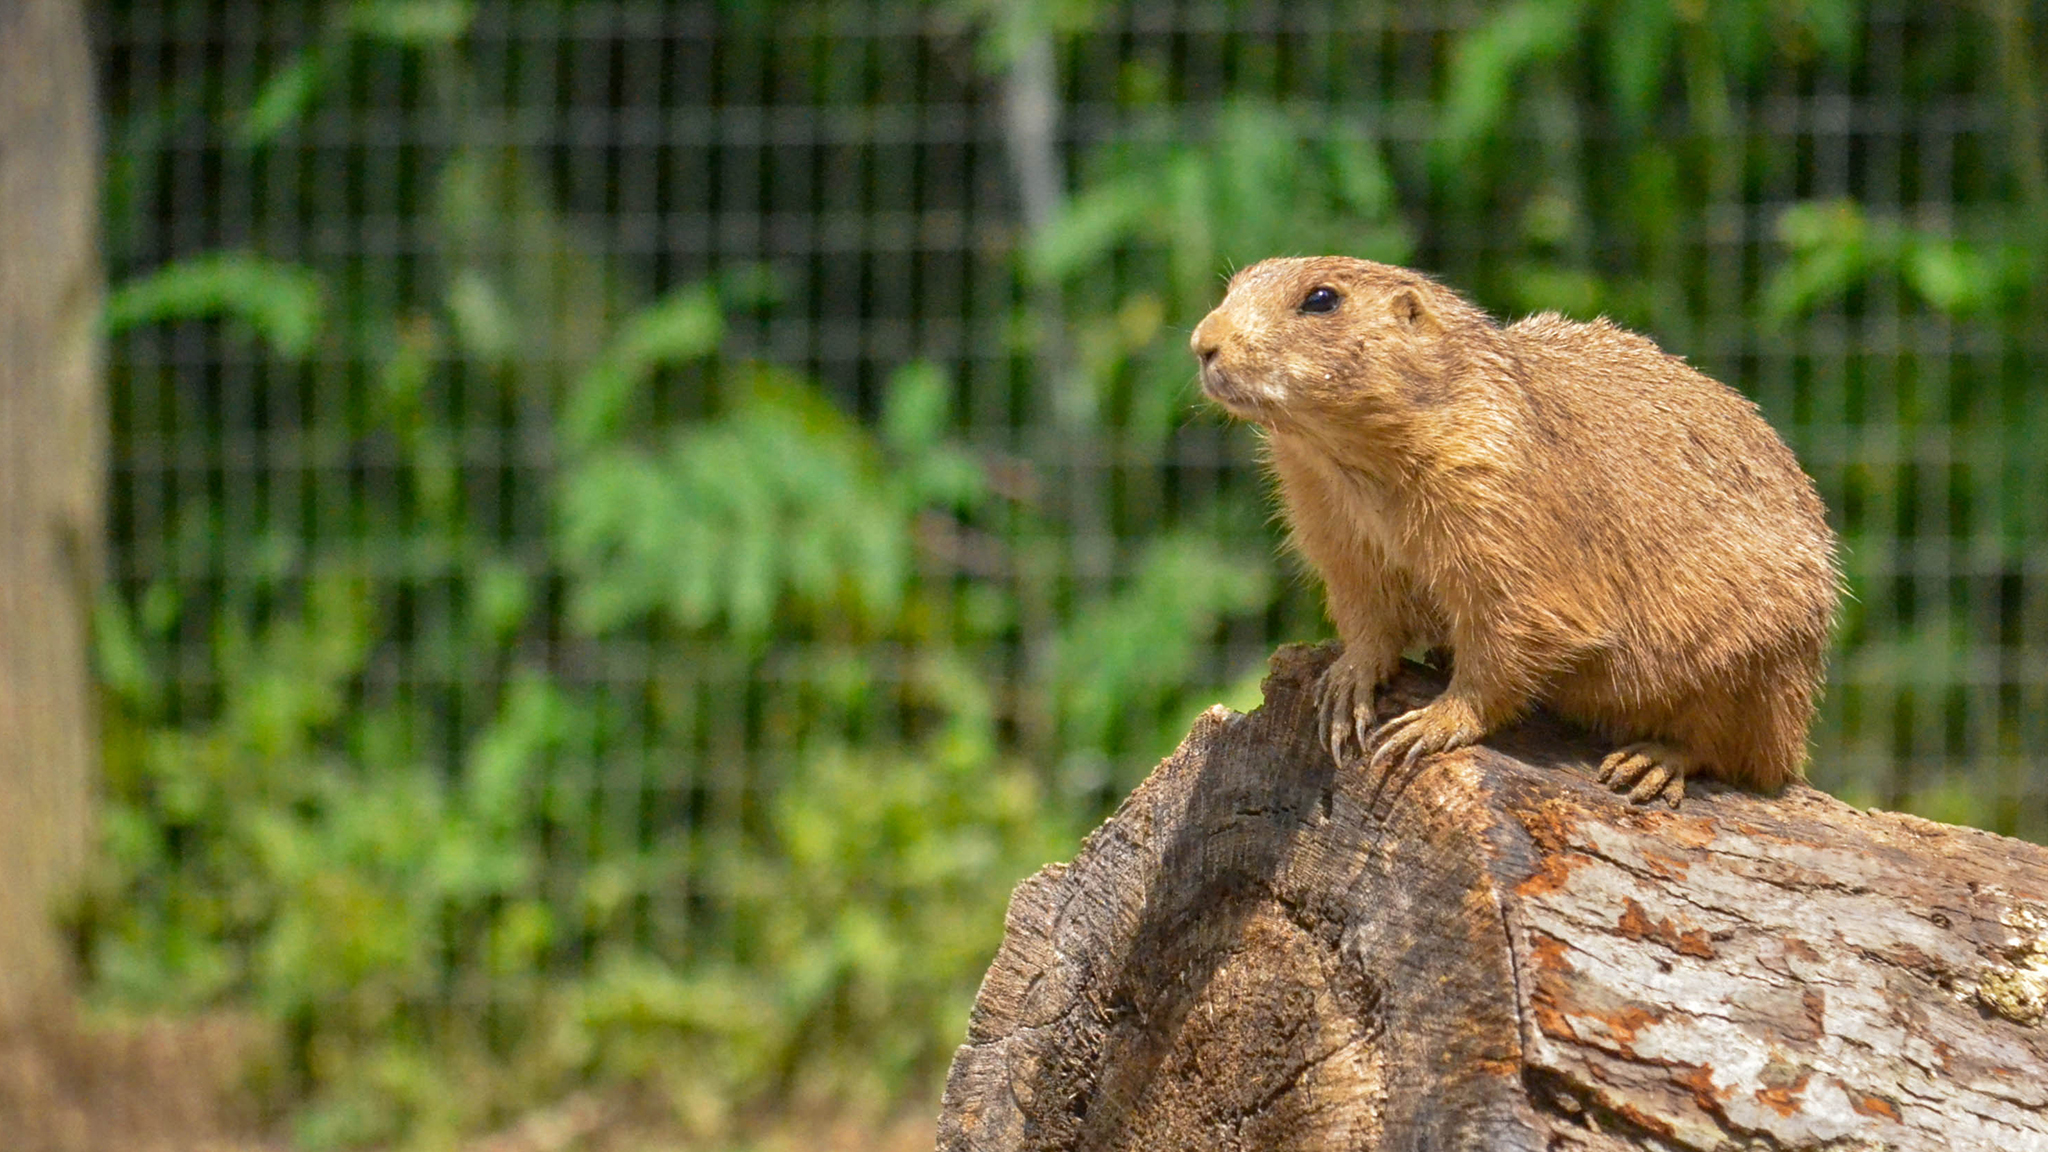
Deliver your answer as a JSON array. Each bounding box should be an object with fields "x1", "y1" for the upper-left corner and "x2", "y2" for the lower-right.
[{"x1": 1191, "y1": 257, "x2": 1839, "y2": 803}]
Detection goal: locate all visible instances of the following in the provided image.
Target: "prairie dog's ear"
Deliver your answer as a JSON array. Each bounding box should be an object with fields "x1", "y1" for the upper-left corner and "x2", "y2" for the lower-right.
[{"x1": 1391, "y1": 286, "x2": 1439, "y2": 334}]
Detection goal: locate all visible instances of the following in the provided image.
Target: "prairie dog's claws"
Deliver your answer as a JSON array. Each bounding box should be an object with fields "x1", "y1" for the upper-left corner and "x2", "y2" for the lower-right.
[
  {"x1": 1626, "y1": 765, "x2": 1674, "y2": 804},
  {"x1": 1598, "y1": 743, "x2": 1691, "y2": 807},
  {"x1": 1316, "y1": 657, "x2": 1384, "y2": 768},
  {"x1": 1366, "y1": 706, "x2": 1416, "y2": 773},
  {"x1": 1366, "y1": 700, "x2": 1479, "y2": 775}
]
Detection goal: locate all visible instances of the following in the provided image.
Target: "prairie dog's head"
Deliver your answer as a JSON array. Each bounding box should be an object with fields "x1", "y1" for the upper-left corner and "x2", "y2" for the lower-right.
[{"x1": 1190, "y1": 256, "x2": 1481, "y2": 430}]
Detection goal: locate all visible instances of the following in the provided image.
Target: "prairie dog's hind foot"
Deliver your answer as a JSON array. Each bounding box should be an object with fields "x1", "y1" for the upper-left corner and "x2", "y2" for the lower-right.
[
  {"x1": 1599, "y1": 741, "x2": 1693, "y2": 807},
  {"x1": 1315, "y1": 651, "x2": 1391, "y2": 767}
]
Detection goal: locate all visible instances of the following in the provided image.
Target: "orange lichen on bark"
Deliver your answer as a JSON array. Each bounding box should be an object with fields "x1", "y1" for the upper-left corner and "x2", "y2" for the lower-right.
[
  {"x1": 1753, "y1": 1071, "x2": 1812, "y2": 1118},
  {"x1": 1615, "y1": 898, "x2": 1717, "y2": 959}
]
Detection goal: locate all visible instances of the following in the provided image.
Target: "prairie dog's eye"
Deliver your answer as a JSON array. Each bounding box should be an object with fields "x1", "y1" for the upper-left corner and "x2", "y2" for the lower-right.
[{"x1": 1299, "y1": 286, "x2": 1342, "y2": 314}]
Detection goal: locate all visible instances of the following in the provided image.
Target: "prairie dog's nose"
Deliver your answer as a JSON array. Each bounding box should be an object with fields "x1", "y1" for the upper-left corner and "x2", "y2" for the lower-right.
[{"x1": 1191, "y1": 313, "x2": 1231, "y2": 364}]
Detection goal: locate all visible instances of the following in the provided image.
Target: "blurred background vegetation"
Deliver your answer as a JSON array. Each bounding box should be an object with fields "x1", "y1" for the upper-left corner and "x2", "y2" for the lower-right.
[{"x1": 79, "y1": 0, "x2": 2045, "y2": 1145}]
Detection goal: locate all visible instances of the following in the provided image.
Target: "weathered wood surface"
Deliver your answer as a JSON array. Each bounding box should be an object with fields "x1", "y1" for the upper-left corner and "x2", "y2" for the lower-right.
[{"x1": 937, "y1": 644, "x2": 2048, "y2": 1151}]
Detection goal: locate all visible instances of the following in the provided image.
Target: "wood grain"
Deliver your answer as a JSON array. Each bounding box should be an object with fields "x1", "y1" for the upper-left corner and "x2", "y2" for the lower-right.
[{"x1": 937, "y1": 645, "x2": 2048, "y2": 1151}]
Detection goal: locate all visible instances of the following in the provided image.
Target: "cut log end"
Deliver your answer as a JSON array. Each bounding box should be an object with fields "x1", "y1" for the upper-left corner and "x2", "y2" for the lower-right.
[{"x1": 937, "y1": 644, "x2": 2048, "y2": 1152}]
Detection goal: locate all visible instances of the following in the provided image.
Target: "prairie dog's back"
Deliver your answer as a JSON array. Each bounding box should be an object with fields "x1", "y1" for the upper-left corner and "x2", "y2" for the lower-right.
[{"x1": 1499, "y1": 314, "x2": 1837, "y2": 657}]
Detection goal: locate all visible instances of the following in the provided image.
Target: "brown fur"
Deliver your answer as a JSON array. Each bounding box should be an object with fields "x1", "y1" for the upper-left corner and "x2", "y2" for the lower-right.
[{"x1": 1191, "y1": 257, "x2": 1839, "y2": 799}]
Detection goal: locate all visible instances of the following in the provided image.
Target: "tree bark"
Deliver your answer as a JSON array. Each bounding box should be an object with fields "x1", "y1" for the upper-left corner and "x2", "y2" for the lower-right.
[
  {"x1": 937, "y1": 645, "x2": 2048, "y2": 1151},
  {"x1": 0, "y1": 0, "x2": 103, "y2": 1018}
]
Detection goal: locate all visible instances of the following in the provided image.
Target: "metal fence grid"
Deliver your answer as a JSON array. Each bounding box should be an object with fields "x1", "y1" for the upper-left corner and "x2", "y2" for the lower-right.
[{"x1": 95, "y1": 0, "x2": 2048, "y2": 989}]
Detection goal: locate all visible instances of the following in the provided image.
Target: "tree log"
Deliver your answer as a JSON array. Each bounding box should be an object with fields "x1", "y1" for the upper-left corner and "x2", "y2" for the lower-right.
[{"x1": 937, "y1": 645, "x2": 2048, "y2": 1151}]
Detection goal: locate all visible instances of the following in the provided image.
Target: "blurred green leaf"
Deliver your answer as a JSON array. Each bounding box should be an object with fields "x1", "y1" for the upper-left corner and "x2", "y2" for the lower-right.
[
  {"x1": 560, "y1": 367, "x2": 917, "y2": 641},
  {"x1": 92, "y1": 595, "x2": 157, "y2": 711},
  {"x1": 1902, "y1": 241, "x2": 1990, "y2": 314},
  {"x1": 880, "y1": 360, "x2": 951, "y2": 453},
  {"x1": 947, "y1": 0, "x2": 1108, "y2": 68},
  {"x1": 1766, "y1": 199, "x2": 2030, "y2": 320},
  {"x1": 1035, "y1": 100, "x2": 1413, "y2": 291},
  {"x1": 348, "y1": 0, "x2": 474, "y2": 45},
  {"x1": 1057, "y1": 533, "x2": 1273, "y2": 764},
  {"x1": 1437, "y1": 0, "x2": 1587, "y2": 173},
  {"x1": 1603, "y1": 0, "x2": 1678, "y2": 130},
  {"x1": 239, "y1": 50, "x2": 328, "y2": 144},
  {"x1": 1508, "y1": 262, "x2": 1606, "y2": 317},
  {"x1": 105, "y1": 252, "x2": 326, "y2": 357},
  {"x1": 1025, "y1": 174, "x2": 1151, "y2": 284},
  {"x1": 1789, "y1": 0, "x2": 1860, "y2": 62},
  {"x1": 464, "y1": 673, "x2": 559, "y2": 833},
  {"x1": 444, "y1": 268, "x2": 518, "y2": 361},
  {"x1": 467, "y1": 560, "x2": 532, "y2": 644},
  {"x1": 1762, "y1": 199, "x2": 1875, "y2": 321},
  {"x1": 561, "y1": 283, "x2": 724, "y2": 452},
  {"x1": 1032, "y1": 99, "x2": 1413, "y2": 447}
]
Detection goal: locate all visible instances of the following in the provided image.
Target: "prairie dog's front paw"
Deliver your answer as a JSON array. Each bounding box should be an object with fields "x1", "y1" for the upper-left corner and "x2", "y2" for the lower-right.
[
  {"x1": 1368, "y1": 694, "x2": 1485, "y2": 772},
  {"x1": 1316, "y1": 651, "x2": 1391, "y2": 767}
]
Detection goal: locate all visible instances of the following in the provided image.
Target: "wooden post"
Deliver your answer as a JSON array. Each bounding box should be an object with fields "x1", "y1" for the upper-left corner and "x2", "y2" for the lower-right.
[
  {"x1": 938, "y1": 645, "x2": 2048, "y2": 1151},
  {"x1": 0, "y1": 0, "x2": 103, "y2": 1018}
]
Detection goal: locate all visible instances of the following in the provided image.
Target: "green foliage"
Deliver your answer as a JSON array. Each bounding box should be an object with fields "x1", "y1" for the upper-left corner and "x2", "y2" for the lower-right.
[
  {"x1": 1056, "y1": 534, "x2": 1273, "y2": 782},
  {"x1": 946, "y1": 0, "x2": 1107, "y2": 67},
  {"x1": 1031, "y1": 99, "x2": 1411, "y2": 445},
  {"x1": 559, "y1": 284, "x2": 726, "y2": 452},
  {"x1": 630, "y1": 706, "x2": 1060, "y2": 1109},
  {"x1": 240, "y1": 54, "x2": 328, "y2": 145},
  {"x1": 239, "y1": 0, "x2": 474, "y2": 145},
  {"x1": 93, "y1": 579, "x2": 375, "y2": 1005},
  {"x1": 558, "y1": 363, "x2": 988, "y2": 641},
  {"x1": 1439, "y1": 0, "x2": 1860, "y2": 175},
  {"x1": 103, "y1": 252, "x2": 326, "y2": 357},
  {"x1": 346, "y1": 0, "x2": 475, "y2": 46},
  {"x1": 1033, "y1": 101, "x2": 1411, "y2": 292},
  {"x1": 1438, "y1": 0, "x2": 1588, "y2": 166},
  {"x1": 85, "y1": 326, "x2": 1077, "y2": 1147},
  {"x1": 1763, "y1": 200, "x2": 2036, "y2": 320},
  {"x1": 86, "y1": 248, "x2": 1177, "y2": 1143}
]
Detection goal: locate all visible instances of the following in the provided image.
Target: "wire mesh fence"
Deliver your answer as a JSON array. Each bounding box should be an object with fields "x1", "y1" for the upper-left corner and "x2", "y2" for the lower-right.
[{"x1": 90, "y1": 0, "x2": 2048, "y2": 1136}]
